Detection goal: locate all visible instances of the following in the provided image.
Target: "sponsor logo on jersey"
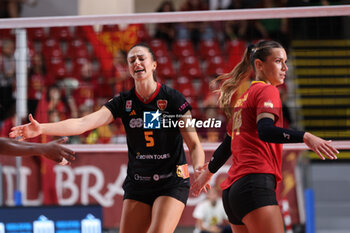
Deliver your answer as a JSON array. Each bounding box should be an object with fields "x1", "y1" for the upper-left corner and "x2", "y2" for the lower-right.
[
  {"x1": 136, "y1": 153, "x2": 171, "y2": 160},
  {"x1": 129, "y1": 110, "x2": 136, "y2": 116},
  {"x1": 157, "y1": 100, "x2": 168, "y2": 111},
  {"x1": 125, "y1": 100, "x2": 132, "y2": 112},
  {"x1": 143, "y1": 110, "x2": 161, "y2": 129},
  {"x1": 129, "y1": 118, "x2": 143, "y2": 128},
  {"x1": 264, "y1": 100, "x2": 274, "y2": 108}
]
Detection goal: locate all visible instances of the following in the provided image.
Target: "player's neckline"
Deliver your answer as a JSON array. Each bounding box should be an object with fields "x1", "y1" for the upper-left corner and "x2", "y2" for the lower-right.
[{"x1": 135, "y1": 82, "x2": 161, "y2": 104}]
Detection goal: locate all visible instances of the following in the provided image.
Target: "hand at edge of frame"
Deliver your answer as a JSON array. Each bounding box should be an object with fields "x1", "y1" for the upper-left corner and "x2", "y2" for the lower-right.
[{"x1": 303, "y1": 132, "x2": 339, "y2": 160}]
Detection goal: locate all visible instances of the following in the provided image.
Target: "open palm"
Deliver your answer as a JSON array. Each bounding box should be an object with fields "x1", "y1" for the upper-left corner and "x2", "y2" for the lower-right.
[{"x1": 10, "y1": 114, "x2": 42, "y2": 140}]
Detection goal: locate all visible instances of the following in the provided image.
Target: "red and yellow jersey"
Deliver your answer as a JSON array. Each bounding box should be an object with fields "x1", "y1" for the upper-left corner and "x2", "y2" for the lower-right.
[{"x1": 221, "y1": 81, "x2": 283, "y2": 190}]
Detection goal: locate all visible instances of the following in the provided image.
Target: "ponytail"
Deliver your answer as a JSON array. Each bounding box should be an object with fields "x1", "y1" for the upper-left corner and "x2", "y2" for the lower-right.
[{"x1": 213, "y1": 46, "x2": 253, "y2": 118}]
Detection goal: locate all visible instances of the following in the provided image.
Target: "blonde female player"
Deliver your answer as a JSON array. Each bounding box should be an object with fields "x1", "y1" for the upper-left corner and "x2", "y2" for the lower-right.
[
  {"x1": 10, "y1": 43, "x2": 206, "y2": 233},
  {"x1": 191, "y1": 40, "x2": 339, "y2": 233}
]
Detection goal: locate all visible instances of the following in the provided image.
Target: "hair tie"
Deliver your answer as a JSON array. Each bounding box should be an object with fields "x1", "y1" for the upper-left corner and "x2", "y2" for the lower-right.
[{"x1": 248, "y1": 44, "x2": 256, "y2": 54}]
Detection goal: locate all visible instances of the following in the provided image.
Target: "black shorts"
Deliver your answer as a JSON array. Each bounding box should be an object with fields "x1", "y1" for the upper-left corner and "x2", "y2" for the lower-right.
[
  {"x1": 123, "y1": 183, "x2": 190, "y2": 206},
  {"x1": 222, "y1": 173, "x2": 278, "y2": 225}
]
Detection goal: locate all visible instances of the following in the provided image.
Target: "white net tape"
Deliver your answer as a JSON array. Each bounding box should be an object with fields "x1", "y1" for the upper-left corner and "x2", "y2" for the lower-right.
[
  {"x1": 65, "y1": 141, "x2": 350, "y2": 152},
  {"x1": 0, "y1": 5, "x2": 350, "y2": 29}
]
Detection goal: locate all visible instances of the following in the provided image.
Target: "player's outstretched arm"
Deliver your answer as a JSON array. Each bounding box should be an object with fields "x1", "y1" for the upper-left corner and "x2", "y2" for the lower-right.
[
  {"x1": 0, "y1": 137, "x2": 75, "y2": 165},
  {"x1": 10, "y1": 107, "x2": 114, "y2": 140},
  {"x1": 257, "y1": 112, "x2": 339, "y2": 160}
]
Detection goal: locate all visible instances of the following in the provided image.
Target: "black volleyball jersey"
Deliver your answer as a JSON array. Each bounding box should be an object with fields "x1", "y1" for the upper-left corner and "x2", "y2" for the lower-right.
[{"x1": 104, "y1": 82, "x2": 192, "y2": 189}]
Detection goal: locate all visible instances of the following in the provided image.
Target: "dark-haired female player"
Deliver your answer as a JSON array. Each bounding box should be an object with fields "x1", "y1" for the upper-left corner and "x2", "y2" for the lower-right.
[
  {"x1": 191, "y1": 40, "x2": 339, "y2": 233},
  {"x1": 10, "y1": 43, "x2": 206, "y2": 233}
]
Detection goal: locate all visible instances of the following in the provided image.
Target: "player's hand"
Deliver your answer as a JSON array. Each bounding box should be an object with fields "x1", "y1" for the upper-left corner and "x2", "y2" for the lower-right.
[
  {"x1": 9, "y1": 114, "x2": 42, "y2": 140},
  {"x1": 303, "y1": 132, "x2": 339, "y2": 160},
  {"x1": 193, "y1": 162, "x2": 207, "y2": 180},
  {"x1": 40, "y1": 137, "x2": 75, "y2": 165},
  {"x1": 191, "y1": 163, "x2": 212, "y2": 196}
]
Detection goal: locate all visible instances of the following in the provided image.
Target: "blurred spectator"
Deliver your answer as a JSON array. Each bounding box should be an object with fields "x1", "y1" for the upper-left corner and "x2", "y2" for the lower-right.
[
  {"x1": 225, "y1": 19, "x2": 267, "y2": 42},
  {"x1": 192, "y1": 188, "x2": 232, "y2": 233},
  {"x1": 180, "y1": 0, "x2": 209, "y2": 10},
  {"x1": 0, "y1": 100, "x2": 15, "y2": 137},
  {"x1": 177, "y1": 0, "x2": 213, "y2": 47},
  {"x1": 154, "y1": 0, "x2": 176, "y2": 48},
  {"x1": 0, "y1": 0, "x2": 37, "y2": 18},
  {"x1": 77, "y1": 101, "x2": 114, "y2": 144},
  {"x1": 28, "y1": 53, "x2": 50, "y2": 115},
  {"x1": 70, "y1": 60, "x2": 114, "y2": 144},
  {"x1": 0, "y1": 0, "x2": 21, "y2": 18},
  {"x1": 35, "y1": 84, "x2": 77, "y2": 126},
  {"x1": 224, "y1": 0, "x2": 268, "y2": 42},
  {"x1": 259, "y1": 0, "x2": 290, "y2": 50},
  {"x1": 224, "y1": 1, "x2": 248, "y2": 41},
  {"x1": 209, "y1": 0, "x2": 232, "y2": 10},
  {"x1": 108, "y1": 50, "x2": 132, "y2": 95},
  {"x1": 72, "y1": 60, "x2": 97, "y2": 109},
  {"x1": 32, "y1": 84, "x2": 71, "y2": 205},
  {"x1": 0, "y1": 39, "x2": 16, "y2": 121}
]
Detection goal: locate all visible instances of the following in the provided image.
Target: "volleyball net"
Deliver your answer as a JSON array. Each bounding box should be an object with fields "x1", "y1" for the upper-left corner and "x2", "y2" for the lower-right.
[
  {"x1": 0, "y1": 4, "x2": 350, "y2": 232},
  {"x1": 0, "y1": 5, "x2": 349, "y2": 143}
]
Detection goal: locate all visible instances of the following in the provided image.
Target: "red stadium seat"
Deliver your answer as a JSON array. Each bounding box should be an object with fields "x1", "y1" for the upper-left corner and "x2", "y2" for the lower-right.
[
  {"x1": 27, "y1": 27, "x2": 47, "y2": 41},
  {"x1": 42, "y1": 38, "x2": 60, "y2": 56},
  {"x1": 198, "y1": 39, "x2": 221, "y2": 59},
  {"x1": 74, "y1": 47, "x2": 91, "y2": 59},
  {"x1": 172, "y1": 40, "x2": 195, "y2": 59},
  {"x1": 205, "y1": 55, "x2": 227, "y2": 77},
  {"x1": 156, "y1": 55, "x2": 176, "y2": 80},
  {"x1": 149, "y1": 39, "x2": 170, "y2": 58},
  {"x1": 66, "y1": 38, "x2": 85, "y2": 56},
  {"x1": 178, "y1": 55, "x2": 202, "y2": 79},
  {"x1": 226, "y1": 39, "x2": 246, "y2": 69},
  {"x1": 74, "y1": 25, "x2": 95, "y2": 40},
  {"x1": 226, "y1": 39, "x2": 246, "y2": 55},
  {"x1": 27, "y1": 41, "x2": 36, "y2": 58},
  {"x1": 101, "y1": 24, "x2": 120, "y2": 32},
  {"x1": 198, "y1": 79, "x2": 210, "y2": 97},
  {"x1": 0, "y1": 29, "x2": 14, "y2": 40},
  {"x1": 150, "y1": 39, "x2": 168, "y2": 51},
  {"x1": 65, "y1": 39, "x2": 91, "y2": 59},
  {"x1": 173, "y1": 76, "x2": 195, "y2": 98},
  {"x1": 174, "y1": 76, "x2": 201, "y2": 118},
  {"x1": 128, "y1": 24, "x2": 150, "y2": 42},
  {"x1": 43, "y1": 47, "x2": 63, "y2": 60},
  {"x1": 49, "y1": 26, "x2": 73, "y2": 41},
  {"x1": 46, "y1": 58, "x2": 67, "y2": 80},
  {"x1": 70, "y1": 57, "x2": 91, "y2": 79}
]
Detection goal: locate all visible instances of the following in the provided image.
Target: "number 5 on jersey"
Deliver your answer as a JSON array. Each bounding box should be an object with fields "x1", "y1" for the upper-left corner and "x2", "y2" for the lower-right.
[{"x1": 144, "y1": 131, "x2": 154, "y2": 147}]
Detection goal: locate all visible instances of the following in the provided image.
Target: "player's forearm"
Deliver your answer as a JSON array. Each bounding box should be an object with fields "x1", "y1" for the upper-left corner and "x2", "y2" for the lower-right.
[
  {"x1": 41, "y1": 118, "x2": 87, "y2": 136},
  {"x1": 0, "y1": 139, "x2": 41, "y2": 156},
  {"x1": 189, "y1": 143, "x2": 205, "y2": 170}
]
